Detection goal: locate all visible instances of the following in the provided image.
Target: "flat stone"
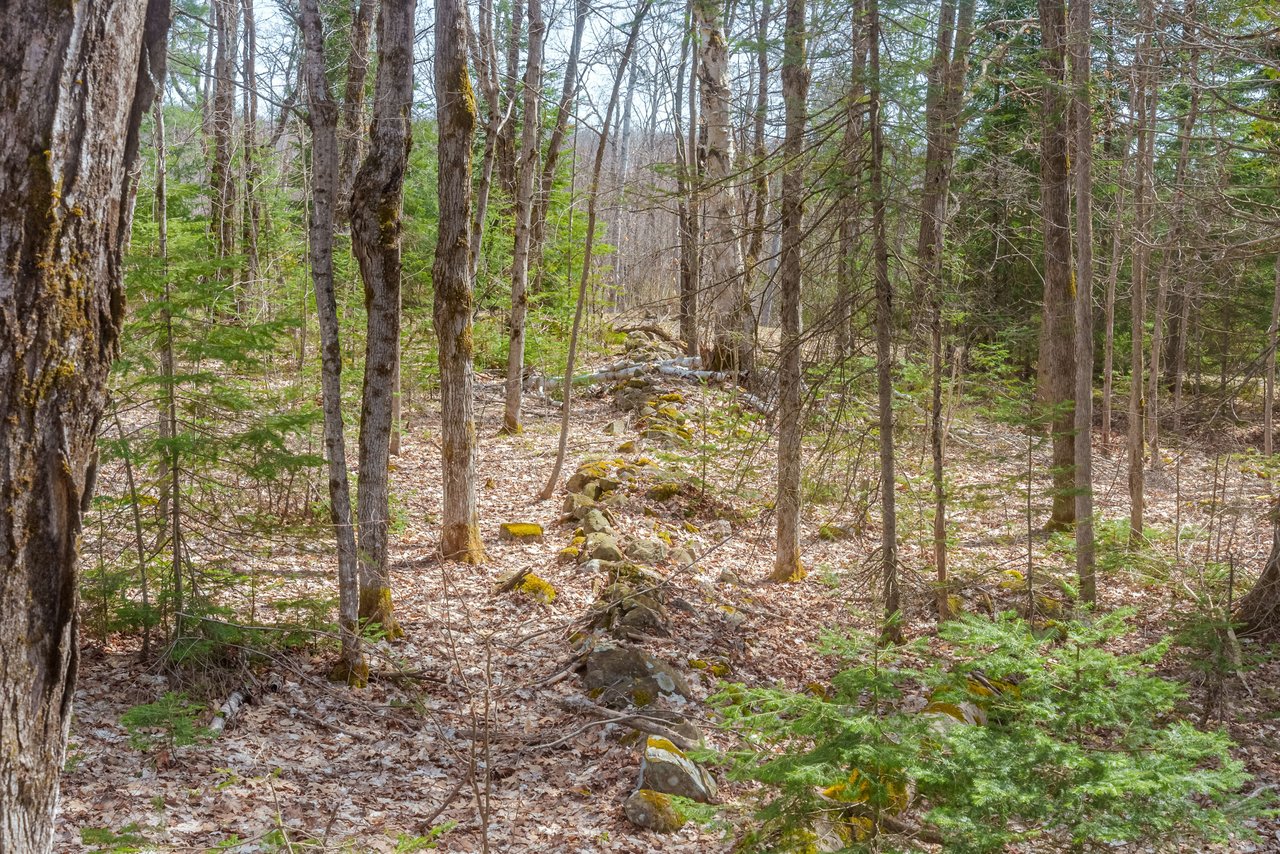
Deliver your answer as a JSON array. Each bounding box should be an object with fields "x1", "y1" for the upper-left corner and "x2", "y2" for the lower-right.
[{"x1": 584, "y1": 643, "x2": 691, "y2": 707}]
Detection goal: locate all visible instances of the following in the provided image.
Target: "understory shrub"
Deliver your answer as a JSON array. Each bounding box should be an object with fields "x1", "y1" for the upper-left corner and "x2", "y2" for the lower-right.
[{"x1": 707, "y1": 610, "x2": 1269, "y2": 852}]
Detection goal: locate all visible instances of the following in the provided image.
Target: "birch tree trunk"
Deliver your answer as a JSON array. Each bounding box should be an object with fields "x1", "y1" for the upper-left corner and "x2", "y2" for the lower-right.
[
  {"x1": 771, "y1": 0, "x2": 808, "y2": 583},
  {"x1": 1037, "y1": 0, "x2": 1076, "y2": 532},
  {"x1": 503, "y1": 0, "x2": 545, "y2": 434},
  {"x1": 1071, "y1": 0, "x2": 1096, "y2": 603},
  {"x1": 695, "y1": 0, "x2": 752, "y2": 378},
  {"x1": 352, "y1": 0, "x2": 415, "y2": 634},
  {"x1": 301, "y1": 0, "x2": 367, "y2": 683},
  {"x1": 0, "y1": 0, "x2": 168, "y2": 844},
  {"x1": 434, "y1": 0, "x2": 486, "y2": 564}
]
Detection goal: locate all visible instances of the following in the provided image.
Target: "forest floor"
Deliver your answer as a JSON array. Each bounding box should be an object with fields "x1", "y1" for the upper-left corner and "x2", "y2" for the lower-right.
[{"x1": 58, "y1": 335, "x2": 1280, "y2": 853}]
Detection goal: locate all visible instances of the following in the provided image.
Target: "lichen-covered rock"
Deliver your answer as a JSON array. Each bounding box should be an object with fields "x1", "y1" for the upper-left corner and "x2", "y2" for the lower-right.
[
  {"x1": 584, "y1": 643, "x2": 691, "y2": 707},
  {"x1": 704, "y1": 519, "x2": 733, "y2": 539},
  {"x1": 670, "y1": 547, "x2": 696, "y2": 567},
  {"x1": 625, "y1": 538, "x2": 669, "y2": 565},
  {"x1": 617, "y1": 440, "x2": 637, "y2": 453},
  {"x1": 499, "y1": 522, "x2": 544, "y2": 542},
  {"x1": 586, "y1": 532, "x2": 624, "y2": 562},
  {"x1": 562, "y1": 492, "x2": 596, "y2": 520},
  {"x1": 639, "y1": 736, "x2": 717, "y2": 802},
  {"x1": 619, "y1": 603, "x2": 670, "y2": 636},
  {"x1": 623, "y1": 789, "x2": 686, "y2": 833},
  {"x1": 604, "y1": 418, "x2": 627, "y2": 436},
  {"x1": 582, "y1": 509, "x2": 616, "y2": 537}
]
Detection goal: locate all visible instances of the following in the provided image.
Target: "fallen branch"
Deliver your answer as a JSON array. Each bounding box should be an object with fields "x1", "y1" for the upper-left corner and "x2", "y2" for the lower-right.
[
  {"x1": 616, "y1": 323, "x2": 681, "y2": 345},
  {"x1": 553, "y1": 696, "x2": 695, "y2": 751}
]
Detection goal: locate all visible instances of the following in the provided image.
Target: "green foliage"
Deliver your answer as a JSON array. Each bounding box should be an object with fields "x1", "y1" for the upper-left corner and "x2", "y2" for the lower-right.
[
  {"x1": 121, "y1": 692, "x2": 210, "y2": 752},
  {"x1": 707, "y1": 611, "x2": 1265, "y2": 852},
  {"x1": 80, "y1": 823, "x2": 147, "y2": 854}
]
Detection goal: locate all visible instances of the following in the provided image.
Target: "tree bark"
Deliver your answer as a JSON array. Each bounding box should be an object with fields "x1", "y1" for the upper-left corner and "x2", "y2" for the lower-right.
[
  {"x1": 503, "y1": 0, "x2": 545, "y2": 434},
  {"x1": 1070, "y1": 0, "x2": 1096, "y2": 604},
  {"x1": 301, "y1": 0, "x2": 367, "y2": 684},
  {"x1": 434, "y1": 0, "x2": 486, "y2": 564},
  {"x1": 1037, "y1": 0, "x2": 1076, "y2": 532},
  {"x1": 745, "y1": 0, "x2": 770, "y2": 331},
  {"x1": 352, "y1": 0, "x2": 415, "y2": 635},
  {"x1": 242, "y1": 0, "x2": 262, "y2": 305},
  {"x1": 835, "y1": 0, "x2": 867, "y2": 360},
  {"x1": 675, "y1": 1, "x2": 700, "y2": 357},
  {"x1": 211, "y1": 0, "x2": 239, "y2": 283},
  {"x1": 0, "y1": 0, "x2": 168, "y2": 844},
  {"x1": 771, "y1": 0, "x2": 808, "y2": 583},
  {"x1": 339, "y1": 0, "x2": 378, "y2": 217},
  {"x1": 1129, "y1": 0, "x2": 1158, "y2": 545},
  {"x1": 868, "y1": 0, "x2": 900, "y2": 644},
  {"x1": 1267, "y1": 257, "x2": 1280, "y2": 459},
  {"x1": 1236, "y1": 502, "x2": 1280, "y2": 639},
  {"x1": 468, "y1": 0, "x2": 509, "y2": 283},
  {"x1": 695, "y1": 0, "x2": 752, "y2": 378}
]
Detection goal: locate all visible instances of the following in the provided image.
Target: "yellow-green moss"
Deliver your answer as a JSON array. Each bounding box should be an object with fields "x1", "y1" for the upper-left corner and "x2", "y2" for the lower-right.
[
  {"x1": 499, "y1": 522, "x2": 544, "y2": 541},
  {"x1": 358, "y1": 587, "x2": 403, "y2": 639},
  {"x1": 517, "y1": 573, "x2": 556, "y2": 603}
]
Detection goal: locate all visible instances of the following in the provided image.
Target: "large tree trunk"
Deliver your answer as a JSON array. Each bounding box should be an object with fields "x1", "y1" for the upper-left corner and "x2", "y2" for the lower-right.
[
  {"x1": 745, "y1": 0, "x2": 771, "y2": 331},
  {"x1": 695, "y1": 0, "x2": 752, "y2": 377},
  {"x1": 771, "y1": 0, "x2": 808, "y2": 583},
  {"x1": 339, "y1": 0, "x2": 378, "y2": 217},
  {"x1": 1070, "y1": 0, "x2": 1096, "y2": 604},
  {"x1": 0, "y1": 0, "x2": 168, "y2": 845},
  {"x1": 434, "y1": 0, "x2": 486, "y2": 564},
  {"x1": 301, "y1": 0, "x2": 367, "y2": 684},
  {"x1": 503, "y1": 0, "x2": 545, "y2": 434},
  {"x1": 868, "y1": 0, "x2": 900, "y2": 643},
  {"x1": 352, "y1": 0, "x2": 415, "y2": 635},
  {"x1": 1236, "y1": 503, "x2": 1280, "y2": 639},
  {"x1": 1037, "y1": 0, "x2": 1076, "y2": 532}
]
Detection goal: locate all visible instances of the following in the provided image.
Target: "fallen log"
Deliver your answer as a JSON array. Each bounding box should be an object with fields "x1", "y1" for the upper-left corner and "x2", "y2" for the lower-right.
[{"x1": 208, "y1": 687, "x2": 250, "y2": 735}]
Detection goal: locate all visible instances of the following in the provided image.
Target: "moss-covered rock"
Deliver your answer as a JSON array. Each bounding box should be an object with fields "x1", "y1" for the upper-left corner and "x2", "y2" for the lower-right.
[
  {"x1": 584, "y1": 643, "x2": 691, "y2": 707},
  {"x1": 586, "y1": 532, "x2": 624, "y2": 562},
  {"x1": 623, "y1": 789, "x2": 686, "y2": 833},
  {"x1": 499, "y1": 522, "x2": 544, "y2": 542},
  {"x1": 646, "y1": 481, "x2": 683, "y2": 501},
  {"x1": 639, "y1": 735, "x2": 717, "y2": 802},
  {"x1": 516, "y1": 573, "x2": 557, "y2": 604}
]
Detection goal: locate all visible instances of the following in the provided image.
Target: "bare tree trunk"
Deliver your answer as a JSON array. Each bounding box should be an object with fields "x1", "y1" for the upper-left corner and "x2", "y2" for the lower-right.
[
  {"x1": 503, "y1": 0, "x2": 545, "y2": 434},
  {"x1": 1148, "y1": 0, "x2": 1199, "y2": 461},
  {"x1": 1129, "y1": 0, "x2": 1157, "y2": 545},
  {"x1": 242, "y1": 0, "x2": 262, "y2": 307},
  {"x1": 1267, "y1": 258, "x2": 1280, "y2": 459},
  {"x1": 211, "y1": 0, "x2": 239, "y2": 293},
  {"x1": 1037, "y1": 0, "x2": 1076, "y2": 532},
  {"x1": 835, "y1": 0, "x2": 867, "y2": 360},
  {"x1": 528, "y1": 0, "x2": 587, "y2": 294},
  {"x1": 1070, "y1": 0, "x2": 1096, "y2": 604},
  {"x1": 0, "y1": 0, "x2": 168, "y2": 844},
  {"x1": 918, "y1": 0, "x2": 974, "y2": 618},
  {"x1": 468, "y1": 0, "x2": 509, "y2": 283},
  {"x1": 771, "y1": 0, "x2": 808, "y2": 583},
  {"x1": 339, "y1": 0, "x2": 378, "y2": 217},
  {"x1": 435, "y1": 0, "x2": 486, "y2": 564},
  {"x1": 868, "y1": 0, "x2": 899, "y2": 644},
  {"x1": 301, "y1": 0, "x2": 367, "y2": 684},
  {"x1": 352, "y1": 0, "x2": 415, "y2": 636},
  {"x1": 497, "y1": 0, "x2": 523, "y2": 200},
  {"x1": 541, "y1": 0, "x2": 654, "y2": 498},
  {"x1": 675, "y1": 2, "x2": 700, "y2": 356},
  {"x1": 1236, "y1": 502, "x2": 1280, "y2": 639},
  {"x1": 745, "y1": 0, "x2": 770, "y2": 326},
  {"x1": 695, "y1": 0, "x2": 752, "y2": 378}
]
